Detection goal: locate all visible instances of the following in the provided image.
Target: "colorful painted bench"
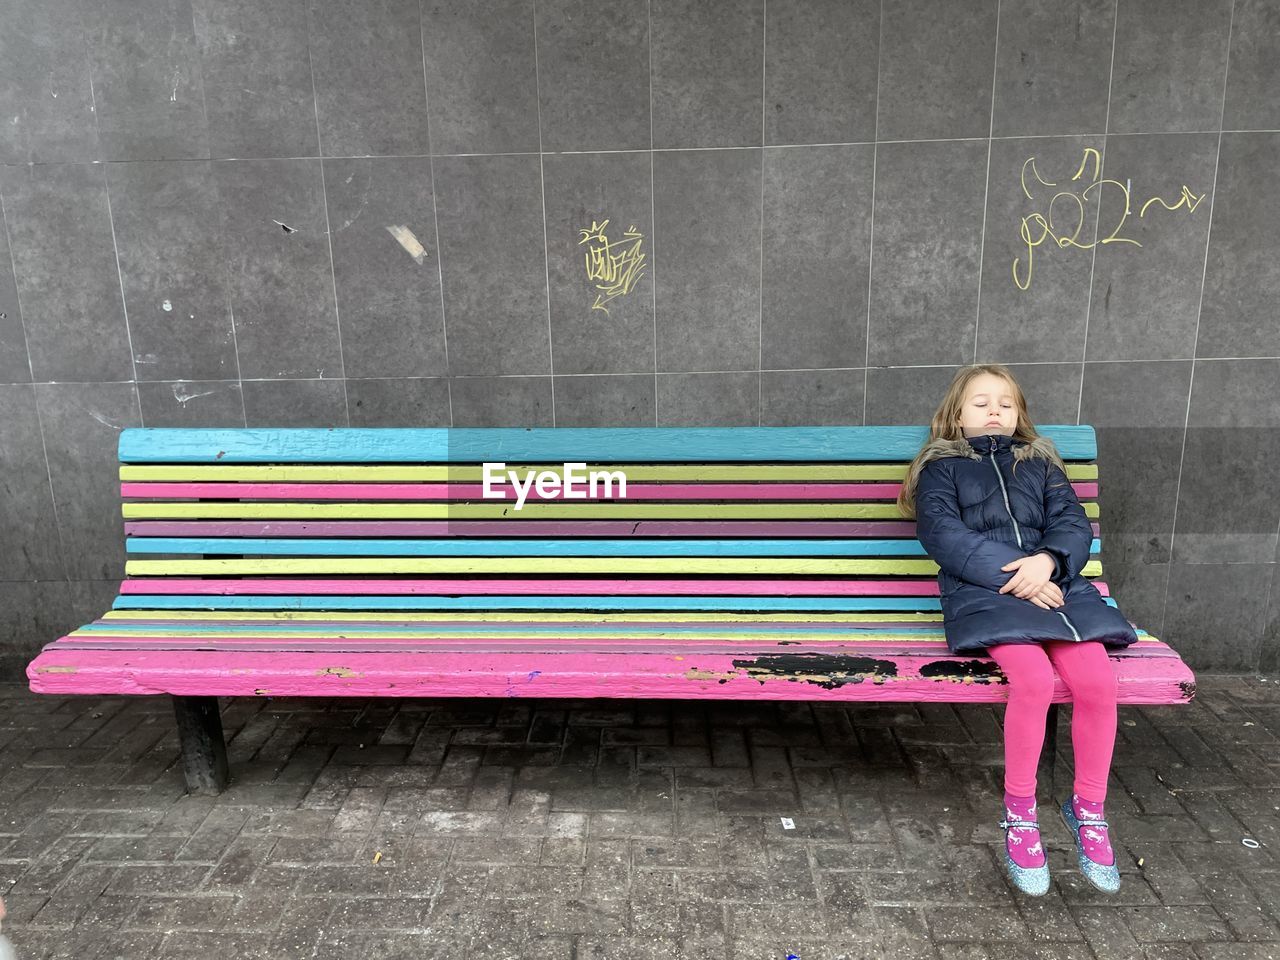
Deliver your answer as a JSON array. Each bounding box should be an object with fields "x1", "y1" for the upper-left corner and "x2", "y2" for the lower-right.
[{"x1": 26, "y1": 425, "x2": 1195, "y2": 794}]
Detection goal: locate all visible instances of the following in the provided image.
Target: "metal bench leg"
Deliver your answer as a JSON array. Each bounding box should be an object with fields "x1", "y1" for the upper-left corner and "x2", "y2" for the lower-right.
[
  {"x1": 1037, "y1": 702, "x2": 1060, "y2": 797},
  {"x1": 172, "y1": 696, "x2": 229, "y2": 795}
]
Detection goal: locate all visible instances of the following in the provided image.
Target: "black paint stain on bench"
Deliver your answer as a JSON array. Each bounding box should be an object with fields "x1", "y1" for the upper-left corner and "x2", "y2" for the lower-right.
[
  {"x1": 919, "y1": 659, "x2": 1005, "y2": 684},
  {"x1": 729, "y1": 653, "x2": 898, "y2": 690}
]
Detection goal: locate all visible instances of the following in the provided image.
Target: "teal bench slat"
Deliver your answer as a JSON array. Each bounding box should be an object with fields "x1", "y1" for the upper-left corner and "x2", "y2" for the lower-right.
[{"x1": 117, "y1": 425, "x2": 1101, "y2": 462}]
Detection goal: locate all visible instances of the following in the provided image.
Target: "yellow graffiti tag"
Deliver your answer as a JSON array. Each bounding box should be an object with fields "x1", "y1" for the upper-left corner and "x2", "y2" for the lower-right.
[
  {"x1": 1012, "y1": 147, "x2": 1205, "y2": 291},
  {"x1": 578, "y1": 218, "x2": 647, "y2": 314}
]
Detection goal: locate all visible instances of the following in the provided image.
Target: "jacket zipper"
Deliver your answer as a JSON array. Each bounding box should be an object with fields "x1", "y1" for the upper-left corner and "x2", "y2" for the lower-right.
[
  {"x1": 987, "y1": 436, "x2": 1023, "y2": 548},
  {"x1": 1057, "y1": 609, "x2": 1082, "y2": 642},
  {"x1": 987, "y1": 436, "x2": 1082, "y2": 642}
]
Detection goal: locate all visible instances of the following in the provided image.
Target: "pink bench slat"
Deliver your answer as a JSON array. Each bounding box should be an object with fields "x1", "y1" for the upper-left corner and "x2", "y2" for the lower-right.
[
  {"x1": 119, "y1": 480, "x2": 1100, "y2": 501},
  {"x1": 115, "y1": 577, "x2": 1114, "y2": 598},
  {"x1": 28, "y1": 648, "x2": 1195, "y2": 704}
]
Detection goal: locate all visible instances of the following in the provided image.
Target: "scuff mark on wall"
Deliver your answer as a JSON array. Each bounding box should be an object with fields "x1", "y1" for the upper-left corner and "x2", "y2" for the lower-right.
[
  {"x1": 333, "y1": 187, "x2": 369, "y2": 234},
  {"x1": 386, "y1": 224, "x2": 426, "y2": 264},
  {"x1": 88, "y1": 409, "x2": 122, "y2": 430},
  {"x1": 172, "y1": 382, "x2": 219, "y2": 405}
]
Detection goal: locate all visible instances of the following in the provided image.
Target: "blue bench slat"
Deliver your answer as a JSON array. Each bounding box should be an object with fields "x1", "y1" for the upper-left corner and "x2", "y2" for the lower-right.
[{"x1": 117, "y1": 425, "x2": 1099, "y2": 463}]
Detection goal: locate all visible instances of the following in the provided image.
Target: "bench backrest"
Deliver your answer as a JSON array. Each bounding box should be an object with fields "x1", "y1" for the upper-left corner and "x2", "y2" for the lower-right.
[{"x1": 110, "y1": 425, "x2": 1108, "y2": 618}]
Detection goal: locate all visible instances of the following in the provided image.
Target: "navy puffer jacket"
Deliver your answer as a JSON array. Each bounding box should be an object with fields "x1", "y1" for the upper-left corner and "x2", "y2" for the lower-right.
[{"x1": 913, "y1": 431, "x2": 1140, "y2": 656}]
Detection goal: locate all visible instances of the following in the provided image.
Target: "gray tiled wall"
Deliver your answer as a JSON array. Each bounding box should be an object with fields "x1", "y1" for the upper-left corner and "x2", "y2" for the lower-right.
[{"x1": 1, "y1": 0, "x2": 1278, "y2": 677}]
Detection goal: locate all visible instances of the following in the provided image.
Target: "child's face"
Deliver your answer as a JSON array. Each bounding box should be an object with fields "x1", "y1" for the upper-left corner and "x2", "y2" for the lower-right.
[{"x1": 957, "y1": 374, "x2": 1018, "y2": 436}]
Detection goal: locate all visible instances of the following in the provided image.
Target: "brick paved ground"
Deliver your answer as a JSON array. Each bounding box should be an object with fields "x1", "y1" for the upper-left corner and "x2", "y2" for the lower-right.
[{"x1": 0, "y1": 675, "x2": 1277, "y2": 960}]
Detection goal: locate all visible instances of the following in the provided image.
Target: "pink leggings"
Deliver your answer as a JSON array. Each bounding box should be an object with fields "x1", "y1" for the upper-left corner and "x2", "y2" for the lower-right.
[{"x1": 986, "y1": 640, "x2": 1118, "y2": 802}]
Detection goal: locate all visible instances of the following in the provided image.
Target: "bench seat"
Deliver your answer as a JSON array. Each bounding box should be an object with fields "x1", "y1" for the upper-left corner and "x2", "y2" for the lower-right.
[
  {"x1": 32, "y1": 615, "x2": 1192, "y2": 703},
  {"x1": 27, "y1": 424, "x2": 1195, "y2": 793}
]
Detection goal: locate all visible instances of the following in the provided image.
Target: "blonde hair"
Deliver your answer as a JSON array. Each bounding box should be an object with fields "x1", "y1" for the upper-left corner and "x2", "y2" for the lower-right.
[{"x1": 895, "y1": 363, "x2": 1066, "y2": 519}]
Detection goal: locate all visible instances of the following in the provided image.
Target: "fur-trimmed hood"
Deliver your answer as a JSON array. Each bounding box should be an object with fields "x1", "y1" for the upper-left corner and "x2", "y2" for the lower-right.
[{"x1": 915, "y1": 432, "x2": 1062, "y2": 466}]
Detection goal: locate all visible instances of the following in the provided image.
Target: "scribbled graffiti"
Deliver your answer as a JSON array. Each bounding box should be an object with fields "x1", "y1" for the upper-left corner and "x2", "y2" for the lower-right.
[
  {"x1": 1013, "y1": 147, "x2": 1206, "y2": 291},
  {"x1": 578, "y1": 218, "x2": 647, "y2": 313}
]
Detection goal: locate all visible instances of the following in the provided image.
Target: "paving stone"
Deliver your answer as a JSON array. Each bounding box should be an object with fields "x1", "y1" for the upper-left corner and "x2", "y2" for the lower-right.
[{"x1": 0, "y1": 678, "x2": 1275, "y2": 957}]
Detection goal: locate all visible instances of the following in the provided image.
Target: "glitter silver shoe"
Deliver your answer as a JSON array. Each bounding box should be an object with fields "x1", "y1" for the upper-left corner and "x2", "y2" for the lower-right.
[
  {"x1": 999, "y1": 812, "x2": 1050, "y2": 896},
  {"x1": 1059, "y1": 796, "x2": 1122, "y2": 894}
]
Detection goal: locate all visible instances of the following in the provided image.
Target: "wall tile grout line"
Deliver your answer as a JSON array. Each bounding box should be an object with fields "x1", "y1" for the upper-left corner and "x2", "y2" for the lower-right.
[
  {"x1": 649, "y1": 0, "x2": 658, "y2": 426},
  {"x1": 45, "y1": 6, "x2": 112, "y2": 579},
  {"x1": 0, "y1": 577, "x2": 142, "y2": 584},
  {"x1": 418, "y1": 1, "x2": 454, "y2": 429},
  {"x1": 758, "y1": 0, "x2": 767, "y2": 428},
  {"x1": 1160, "y1": 0, "x2": 1239, "y2": 639},
  {"x1": 200, "y1": 0, "x2": 251, "y2": 429},
  {"x1": 190, "y1": 0, "x2": 212, "y2": 167},
  {"x1": 305, "y1": 0, "x2": 351, "y2": 429},
  {"x1": 8, "y1": 126, "x2": 1280, "y2": 169},
  {"x1": 531, "y1": 0, "x2": 556, "y2": 428},
  {"x1": 0, "y1": 187, "x2": 71, "y2": 585},
  {"x1": 101, "y1": 172, "x2": 142, "y2": 434},
  {"x1": 862, "y1": 0, "x2": 884, "y2": 429},
  {"x1": 971, "y1": 0, "x2": 1002, "y2": 368},
  {"x1": 315, "y1": 159, "x2": 351, "y2": 428},
  {"x1": 1267, "y1": 509, "x2": 1280, "y2": 671},
  {"x1": 1076, "y1": 0, "x2": 1122, "y2": 430},
  {"x1": 4, "y1": 354, "x2": 1280, "y2": 390},
  {"x1": 225, "y1": 285, "x2": 249, "y2": 430}
]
